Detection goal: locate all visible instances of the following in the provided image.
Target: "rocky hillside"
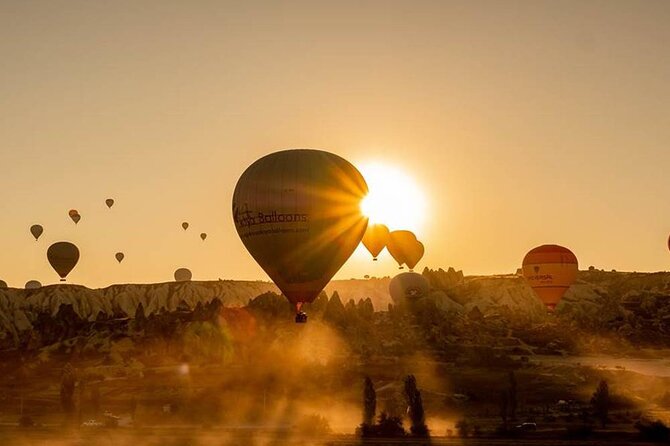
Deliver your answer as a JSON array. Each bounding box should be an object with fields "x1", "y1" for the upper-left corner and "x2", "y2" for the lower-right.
[{"x1": 0, "y1": 268, "x2": 669, "y2": 350}]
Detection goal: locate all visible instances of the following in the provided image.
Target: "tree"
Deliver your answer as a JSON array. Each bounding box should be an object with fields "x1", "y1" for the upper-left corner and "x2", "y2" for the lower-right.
[
  {"x1": 403, "y1": 375, "x2": 429, "y2": 437},
  {"x1": 509, "y1": 371, "x2": 518, "y2": 421},
  {"x1": 500, "y1": 390, "x2": 509, "y2": 429},
  {"x1": 363, "y1": 377, "x2": 376, "y2": 427},
  {"x1": 591, "y1": 380, "x2": 610, "y2": 428},
  {"x1": 60, "y1": 363, "x2": 76, "y2": 422}
]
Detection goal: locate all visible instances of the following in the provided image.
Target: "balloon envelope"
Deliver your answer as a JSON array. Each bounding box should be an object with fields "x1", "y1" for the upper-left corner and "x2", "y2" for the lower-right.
[
  {"x1": 200, "y1": 233, "x2": 207, "y2": 241},
  {"x1": 0, "y1": 280, "x2": 7, "y2": 288},
  {"x1": 233, "y1": 149, "x2": 368, "y2": 312},
  {"x1": 115, "y1": 252, "x2": 124, "y2": 263},
  {"x1": 389, "y1": 272, "x2": 430, "y2": 304},
  {"x1": 47, "y1": 241, "x2": 80, "y2": 281},
  {"x1": 105, "y1": 198, "x2": 114, "y2": 208},
  {"x1": 30, "y1": 224, "x2": 43, "y2": 241},
  {"x1": 405, "y1": 240, "x2": 425, "y2": 271},
  {"x1": 362, "y1": 223, "x2": 390, "y2": 260},
  {"x1": 522, "y1": 244, "x2": 578, "y2": 311},
  {"x1": 68, "y1": 210, "x2": 81, "y2": 224},
  {"x1": 182, "y1": 222, "x2": 189, "y2": 230},
  {"x1": 25, "y1": 280, "x2": 41, "y2": 290},
  {"x1": 174, "y1": 267, "x2": 192, "y2": 282},
  {"x1": 386, "y1": 230, "x2": 418, "y2": 268}
]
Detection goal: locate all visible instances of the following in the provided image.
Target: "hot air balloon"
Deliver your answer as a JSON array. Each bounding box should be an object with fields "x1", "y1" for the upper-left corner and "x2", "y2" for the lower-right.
[
  {"x1": 405, "y1": 240, "x2": 425, "y2": 272},
  {"x1": 389, "y1": 272, "x2": 430, "y2": 305},
  {"x1": 233, "y1": 149, "x2": 368, "y2": 323},
  {"x1": 182, "y1": 222, "x2": 189, "y2": 230},
  {"x1": 0, "y1": 280, "x2": 7, "y2": 288},
  {"x1": 30, "y1": 224, "x2": 43, "y2": 241},
  {"x1": 115, "y1": 252, "x2": 124, "y2": 263},
  {"x1": 25, "y1": 280, "x2": 41, "y2": 290},
  {"x1": 105, "y1": 198, "x2": 114, "y2": 208},
  {"x1": 362, "y1": 223, "x2": 389, "y2": 260},
  {"x1": 68, "y1": 210, "x2": 81, "y2": 224},
  {"x1": 522, "y1": 244, "x2": 578, "y2": 311},
  {"x1": 174, "y1": 267, "x2": 192, "y2": 282},
  {"x1": 200, "y1": 233, "x2": 207, "y2": 241},
  {"x1": 386, "y1": 230, "x2": 418, "y2": 269},
  {"x1": 47, "y1": 241, "x2": 80, "y2": 282}
]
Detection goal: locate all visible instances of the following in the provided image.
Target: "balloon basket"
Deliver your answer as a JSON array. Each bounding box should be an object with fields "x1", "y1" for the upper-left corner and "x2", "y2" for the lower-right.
[{"x1": 295, "y1": 312, "x2": 308, "y2": 323}]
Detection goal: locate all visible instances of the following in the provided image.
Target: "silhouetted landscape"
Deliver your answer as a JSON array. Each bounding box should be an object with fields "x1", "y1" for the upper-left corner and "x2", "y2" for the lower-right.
[{"x1": 2, "y1": 267, "x2": 670, "y2": 445}]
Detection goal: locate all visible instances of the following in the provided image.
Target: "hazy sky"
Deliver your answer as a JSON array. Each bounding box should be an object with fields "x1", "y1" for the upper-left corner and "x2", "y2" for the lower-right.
[{"x1": 1, "y1": 0, "x2": 669, "y2": 287}]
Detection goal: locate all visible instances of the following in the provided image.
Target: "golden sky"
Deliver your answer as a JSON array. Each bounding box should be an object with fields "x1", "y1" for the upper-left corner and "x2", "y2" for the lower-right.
[{"x1": 1, "y1": 0, "x2": 669, "y2": 287}]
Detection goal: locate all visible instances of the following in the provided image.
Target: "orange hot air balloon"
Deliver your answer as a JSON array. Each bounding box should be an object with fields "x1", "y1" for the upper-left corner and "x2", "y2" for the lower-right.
[
  {"x1": 174, "y1": 267, "x2": 192, "y2": 282},
  {"x1": 182, "y1": 222, "x2": 189, "y2": 231},
  {"x1": 25, "y1": 280, "x2": 41, "y2": 290},
  {"x1": 522, "y1": 244, "x2": 578, "y2": 311},
  {"x1": 405, "y1": 240, "x2": 425, "y2": 272},
  {"x1": 386, "y1": 230, "x2": 418, "y2": 269},
  {"x1": 47, "y1": 241, "x2": 80, "y2": 282},
  {"x1": 389, "y1": 271, "x2": 430, "y2": 304},
  {"x1": 233, "y1": 149, "x2": 368, "y2": 323},
  {"x1": 362, "y1": 223, "x2": 390, "y2": 260},
  {"x1": 0, "y1": 280, "x2": 7, "y2": 288},
  {"x1": 115, "y1": 252, "x2": 124, "y2": 263},
  {"x1": 105, "y1": 198, "x2": 114, "y2": 208},
  {"x1": 68, "y1": 210, "x2": 81, "y2": 224},
  {"x1": 200, "y1": 233, "x2": 207, "y2": 241}
]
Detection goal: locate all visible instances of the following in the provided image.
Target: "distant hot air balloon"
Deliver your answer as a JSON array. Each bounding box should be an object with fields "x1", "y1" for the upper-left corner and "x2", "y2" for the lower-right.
[
  {"x1": 0, "y1": 280, "x2": 7, "y2": 289},
  {"x1": 30, "y1": 224, "x2": 43, "y2": 241},
  {"x1": 47, "y1": 241, "x2": 80, "y2": 282},
  {"x1": 174, "y1": 267, "x2": 192, "y2": 282},
  {"x1": 389, "y1": 272, "x2": 430, "y2": 305},
  {"x1": 68, "y1": 210, "x2": 81, "y2": 224},
  {"x1": 233, "y1": 149, "x2": 368, "y2": 323},
  {"x1": 405, "y1": 240, "x2": 425, "y2": 272},
  {"x1": 386, "y1": 230, "x2": 418, "y2": 269},
  {"x1": 362, "y1": 223, "x2": 390, "y2": 261},
  {"x1": 25, "y1": 280, "x2": 41, "y2": 290},
  {"x1": 115, "y1": 252, "x2": 124, "y2": 263},
  {"x1": 522, "y1": 244, "x2": 578, "y2": 311},
  {"x1": 182, "y1": 222, "x2": 189, "y2": 231},
  {"x1": 105, "y1": 198, "x2": 115, "y2": 208},
  {"x1": 200, "y1": 233, "x2": 207, "y2": 241}
]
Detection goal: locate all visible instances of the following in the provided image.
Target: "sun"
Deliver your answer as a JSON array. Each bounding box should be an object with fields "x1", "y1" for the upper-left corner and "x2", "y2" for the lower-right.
[{"x1": 358, "y1": 162, "x2": 427, "y2": 234}]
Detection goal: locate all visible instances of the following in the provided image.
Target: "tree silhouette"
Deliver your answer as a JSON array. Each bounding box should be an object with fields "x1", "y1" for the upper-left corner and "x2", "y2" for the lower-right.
[
  {"x1": 403, "y1": 375, "x2": 428, "y2": 437},
  {"x1": 591, "y1": 380, "x2": 610, "y2": 428}
]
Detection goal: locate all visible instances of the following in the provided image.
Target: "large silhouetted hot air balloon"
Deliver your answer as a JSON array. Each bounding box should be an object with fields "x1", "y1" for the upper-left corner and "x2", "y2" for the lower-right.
[
  {"x1": 386, "y1": 230, "x2": 418, "y2": 269},
  {"x1": 522, "y1": 244, "x2": 578, "y2": 311},
  {"x1": 0, "y1": 280, "x2": 7, "y2": 289},
  {"x1": 389, "y1": 272, "x2": 430, "y2": 304},
  {"x1": 105, "y1": 198, "x2": 114, "y2": 208},
  {"x1": 68, "y1": 210, "x2": 81, "y2": 224},
  {"x1": 115, "y1": 252, "x2": 124, "y2": 263},
  {"x1": 405, "y1": 240, "x2": 425, "y2": 272},
  {"x1": 174, "y1": 267, "x2": 192, "y2": 282},
  {"x1": 362, "y1": 223, "x2": 389, "y2": 261},
  {"x1": 182, "y1": 222, "x2": 189, "y2": 231},
  {"x1": 47, "y1": 241, "x2": 80, "y2": 282},
  {"x1": 200, "y1": 233, "x2": 207, "y2": 241},
  {"x1": 233, "y1": 149, "x2": 368, "y2": 323},
  {"x1": 25, "y1": 280, "x2": 41, "y2": 290},
  {"x1": 30, "y1": 224, "x2": 43, "y2": 241}
]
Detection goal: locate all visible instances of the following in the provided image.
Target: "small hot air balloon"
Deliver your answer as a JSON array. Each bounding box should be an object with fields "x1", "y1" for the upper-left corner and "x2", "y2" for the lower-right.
[
  {"x1": 47, "y1": 241, "x2": 80, "y2": 282},
  {"x1": 182, "y1": 222, "x2": 189, "y2": 231},
  {"x1": 30, "y1": 224, "x2": 43, "y2": 241},
  {"x1": 405, "y1": 240, "x2": 425, "y2": 272},
  {"x1": 25, "y1": 280, "x2": 41, "y2": 290},
  {"x1": 389, "y1": 272, "x2": 430, "y2": 305},
  {"x1": 362, "y1": 223, "x2": 390, "y2": 261},
  {"x1": 105, "y1": 198, "x2": 115, "y2": 208},
  {"x1": 174, "y1": 267, "x2": 192, "y2": 282},
  {"x1": 0, "y1": 280, "x2": 7, "y2": 289},
  {"x1": 233, "y1": 149, "x2": 368, "y2": 323},
  {"x1": 522, "y1": 244, "x2": 578, "y2": 311},
  {"x1": 115, "y1": 252, "x2": 124, "y2": 263},
  {"x1": 68, "y1": 210, "x2": 81, "y2": 224},
  {"x1": 200, "y1": 233, "x2": 207, "y2": 241},
  {"x1": 386, "y1": 230, "x2": 418, "y2": 269}
]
